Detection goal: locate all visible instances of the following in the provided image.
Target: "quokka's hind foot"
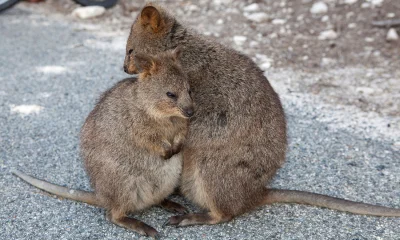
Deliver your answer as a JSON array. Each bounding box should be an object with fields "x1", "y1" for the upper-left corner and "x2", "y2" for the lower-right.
[
  {"x1": 107, "y1": 209, "x2": 159, "y2": 239},
  {"x1": 164, "y1": 212, "x2": 232, "y2": 227},
  {"x1": 159, "y1": 199, "x2": 188, "y2": 214}
]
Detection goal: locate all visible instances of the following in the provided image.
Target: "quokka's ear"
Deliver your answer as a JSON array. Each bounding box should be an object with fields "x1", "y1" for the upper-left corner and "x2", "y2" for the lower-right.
[
  {"x1": 171, "y1": 46, "x2": 182, "y2": 62},
  {"x1": 140, "y1": 6, "x2": 164, "y2": 33},
  {"x1": 134, "y1": 54, "x2": 158, "y2": 75}
]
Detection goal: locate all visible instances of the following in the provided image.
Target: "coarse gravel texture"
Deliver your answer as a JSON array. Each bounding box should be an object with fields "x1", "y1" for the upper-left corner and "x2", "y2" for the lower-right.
[{"x1": 1, "y1": 2, "x2": 399, "y2": 240}]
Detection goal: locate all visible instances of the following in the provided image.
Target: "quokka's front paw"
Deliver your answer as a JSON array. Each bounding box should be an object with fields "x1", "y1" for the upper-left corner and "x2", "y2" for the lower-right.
[
  {"x1": 172, "y1": 143, "x2": 183, "y2": 155},
  {"x1": 161, "y1": 141, "x2": 174, "y2": 160}
]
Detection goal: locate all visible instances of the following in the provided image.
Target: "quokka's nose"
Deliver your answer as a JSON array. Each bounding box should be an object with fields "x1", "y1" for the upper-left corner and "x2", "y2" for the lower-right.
[
  {"x1": 183, "y1": 108, "x2": 194, "y2": 117},
  {"x1": 123, "y1": 65, "x2": 128, "y2": 73}
]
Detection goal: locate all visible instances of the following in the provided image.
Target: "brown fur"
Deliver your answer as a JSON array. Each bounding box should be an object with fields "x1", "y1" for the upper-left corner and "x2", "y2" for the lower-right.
[
  {"x1": 124, "y1": 3, "x2": 400, "y2": 227},
  {"x1": 13, "y1": 50, "x2": 194, "y2": 237}
]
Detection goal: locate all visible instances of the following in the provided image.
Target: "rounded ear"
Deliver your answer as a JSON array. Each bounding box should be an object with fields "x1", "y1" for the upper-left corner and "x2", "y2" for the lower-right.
[
  {"x1": 171, "y1": 46, "x2": 182, "y2": 61},
  {"x1": 140, "y1": 6, "x2": 164, "y2": 33},
  {"x1": 134, "y1": 54, "x2": 157, "y2": 74}
]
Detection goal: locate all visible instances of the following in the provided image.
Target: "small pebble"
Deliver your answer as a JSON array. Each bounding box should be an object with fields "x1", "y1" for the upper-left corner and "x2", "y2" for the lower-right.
[
  {"x1": 72, "y1": 6, "x2": 106, "y2": 19},
  {"x1": 321, "y1": 15, "x2": 329, "y2": 22},
  {"x1": 213, "y1": 0, "x2": 233, "y2": 6},
  {"x1": 272, "y1": 19, "x2": 286, "y2": 25},
  {"x1": 318, "y1": 30, "x2": 338, "y2": 40},
  {"x1": 386, "y1": 28, "x2": 399, "y2": 42},
  {"x1": 243, "y1": 3, "x2": 260, "y2": 12},
  {"x1": 370, "y1": 0, "x2": 384, "y2": 7},
  {"x1": 387, "y1": 13, "x2": 395, "y2": 18},
  {"x1": 321, "y1": 58, "x2": 336, "y2": 66},
  {"x1": 187, "y1": 5, "x2": 200, "y2": 12},
  {"x1": 361, "y1": 2, "x2": 370, "y2": 8},
  {"x1": 356, "y1": 87, "x2": 375, "y2": 95},
  {"x1": 245, "y1": 12, "x2": 268, "y2": 22},
  {"x1": 348, "y1": 23, "x2": 356, "y2": 28},
  {"x1": 344, "y1": 0, "x2": 358, "y2": 4},
  {"x1": 233, "y1": 36, "x2": 247, "y2": 46},
  {"x1": 365, "y1": 37, "x2": 374, "y2": 42},
  {"x1": 310, "y1": 2, "x2": 328, "y2": 14},
  {"x1": 260, "y1": 62, "x2": 272, "y2": 70},
  {"x1": 249, "y1": 41, "x2": 259, "y2": 47}
]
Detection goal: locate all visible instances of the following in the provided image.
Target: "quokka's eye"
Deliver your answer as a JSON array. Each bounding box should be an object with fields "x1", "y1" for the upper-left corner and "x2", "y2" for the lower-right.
[
  {"x1": 188, "y1": 89, "x2": 192, "y2": 95},
  {"x1": 166, "y1": 92, "x2": 177, "y2": 99},
  {"x1": 128, "y1": 49, "x2": 133, "y2": 54}
]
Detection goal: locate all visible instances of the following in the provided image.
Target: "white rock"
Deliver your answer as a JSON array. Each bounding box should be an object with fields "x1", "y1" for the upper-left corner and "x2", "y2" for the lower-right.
[
  {"x1": 344, "y1": 0, "x2": 358, "y2": 4},
  {"x1": 386, "y1": 28, "x2": 399, "y2": 41},
  {"x1": 366, "y1": 72, "x2": 374, "y2": 78},
  {"x1": 243, "y1": 3, "x2": 260, "y2": 12},
  {"x1": 348, "y1": 23, "x2": 356, "y2": 28},
  {"x1": 72, "y1": 6, "x2": 106, "y2": 19},
  {"x1": 297, "y1": 14, "x2": 304, "y2": 21},
  {"x1": 260, "y1": 62, "x2": 272, "y2": 70},
  {"x1": 321, "y1": 58, "x2": 336, "y2": 66},
  {"x1": 269, "y1": 32, "x2": 278, "y2": 38},
  {"x1": 346, "y1": 12, "x2": 355, "y2": 18},
  {"x1": 356, "y1": 87, "x2": 375, "y2": 95},
  {"x1": 216, "y1": 19, "x2": 224, "y2": 25},
  {"x1": 10, "y1": 105, "x2": 44, "y2": 116},
  {"x1": 245, "y1": 12, "x2": 268, "y2": 22},
  {"x1": 272, "y1": 19, "x2": 286, "y2": 25},
  {"x1": 387, "y1": 13, "x2": 395, "y2": 18},
  {"x1": 213, "y1": 0, "x2": 232, "y2": 6},
  {"x1": 249, "y1": 41, "x2": 259, "y2": 47},
  {"x1": 373, "y1": 50, "x2": 381, "y2": 57},
  {"x1": 36, "y1": 66, "x2": 67, "y2": 74},
  {"x1": 255, "y1": 54, "x2": 271, "y2": 62},
  {"x1": 321, "y1": 15, "x2": 329, "y2": 22},
  {"x1": 233, "y1": 36, "x2": 247, "y2": 46},
  {"x1": 365, "y1": 37, "x2": 374, "y2": 42},
  {"x1": 369, "y1": 0, "x2": 384, "y2": 7},
  {"x1": 187, "y1": 4, "x2": 200, "y2": 12},
  {"x1": 310, "y1": 2, "x2": 328, "y2": 14},
  {"x1": 318, "y1": 30, "x2": 338, "y2": 40},
  {"x1": 361, "y1": 2, "x2": 370, "y2": 8}
]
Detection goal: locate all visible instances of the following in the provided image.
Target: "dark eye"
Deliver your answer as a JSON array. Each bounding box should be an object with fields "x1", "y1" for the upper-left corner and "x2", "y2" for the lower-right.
[
  {"x1": 166, "y1": 92, "x2": 177, "y2": 99},
  {"x1": 188, "y1": 89, "x2": 192, "y2": 95},
  {"x1": 128, "y1": 49, "x2": 133, "y2": 54}
]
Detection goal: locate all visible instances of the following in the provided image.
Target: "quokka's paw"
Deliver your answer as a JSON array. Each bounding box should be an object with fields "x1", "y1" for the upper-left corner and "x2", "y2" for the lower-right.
[
  {"x1": 161, "y1": 141, "x2": 174, "y2": 160},
  {"x1": 172, "y1": 143, "x2": 183, "y2": 155}
]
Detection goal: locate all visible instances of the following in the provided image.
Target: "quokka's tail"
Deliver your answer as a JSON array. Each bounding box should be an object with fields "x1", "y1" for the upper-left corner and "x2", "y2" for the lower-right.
[
  {"x1": 12, "y1": 169, "x2": 100, "y2": 207},
  {"x1": 263, "y1": 188, "x2": 400, "y2": 217}
]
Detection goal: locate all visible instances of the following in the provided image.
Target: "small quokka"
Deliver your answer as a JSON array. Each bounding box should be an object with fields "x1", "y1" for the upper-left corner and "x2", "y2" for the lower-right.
[{"x1": 12, "y1": 48, "x2": 193, "y2": 238}]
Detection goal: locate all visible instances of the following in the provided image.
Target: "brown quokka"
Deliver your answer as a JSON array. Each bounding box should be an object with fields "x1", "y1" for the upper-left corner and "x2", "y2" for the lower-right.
[
  {"x1": 12, "y1": 49, "x2": 193, "y2": 238},
  {"x1": 122, "y1": 3, "x2": 400, "y2": 226}
]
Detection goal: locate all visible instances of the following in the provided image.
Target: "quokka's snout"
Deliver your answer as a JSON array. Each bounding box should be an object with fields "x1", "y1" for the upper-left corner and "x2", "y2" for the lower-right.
[
  {"x1": 124, "y1": 50, "x2": 138, "y2": 74},
  {"x1": 182, "y1": 107, "x2": 194, "y2": 118}
]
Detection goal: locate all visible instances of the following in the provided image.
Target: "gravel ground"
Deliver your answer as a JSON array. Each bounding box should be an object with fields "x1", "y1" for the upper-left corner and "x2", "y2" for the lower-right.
[
  {"x1": 1, "y1": 3, "x2": 399, "y2": 240},
  {"x1": 22, "y1": 0, "x2": 400, "y2": 117}
]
